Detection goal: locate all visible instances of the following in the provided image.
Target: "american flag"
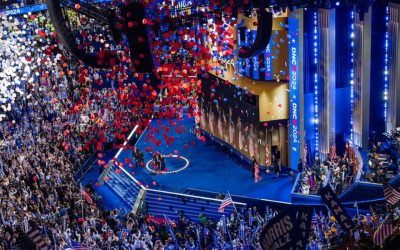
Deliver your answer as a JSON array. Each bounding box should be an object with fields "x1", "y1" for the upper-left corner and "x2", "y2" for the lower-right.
[
  {"x1": 81, "y1": 189, "x2": 93, "y2": 204},
  {"x1": 194, "y1": 103, "x2": 201, "y2": 139},
  {"x1": 218, "y1": 192, "x2": 233, "y2": 213},
  {"x1": 71, "y1": 239, "x2": 88, "y2": 249},
  {"x1": 311, "y1": 212, "x2": 318, "y2": 226},
  {"x1": 164, "y1": 217, "x2": 177, "y2": 227},
  {"x1": 383, "y1": 183, "x2": 400, "y2": 205},
  {"x1": 16, "y1": 228, "x2": 49, "y2": 250},
  {"x1": 60, "y1": 120, "x2": 75, "y2": 128},
  {"x1": 373, "y1": 212, "x2": 395, "y2": 245},
  {"x1": 304, "y1": 138, "x2": 308, "y2": 164},
  {"x1": 194, "y1": 103, "x2": 200, "y2": 124},
  {"x1": 266, "y1": 135, "x2": 270, "y2": 165},
  {"x1": 331, "y1": 131, "x2": 336, "y2": 160}
]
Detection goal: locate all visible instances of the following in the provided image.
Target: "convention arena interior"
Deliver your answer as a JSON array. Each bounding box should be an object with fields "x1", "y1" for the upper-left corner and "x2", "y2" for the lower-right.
[{"x1": 2, "y1": 0, "x2": 400, "y2": 249}]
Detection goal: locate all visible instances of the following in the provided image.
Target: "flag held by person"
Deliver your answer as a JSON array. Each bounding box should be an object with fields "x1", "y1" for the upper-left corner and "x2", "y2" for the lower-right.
[
  {"x1": 16, "y1": 228, "x2": 49, "y2": 250},
  {"x1": 218, "y1": 192, "x2": 233, "y2": 213},
  {"x1": 70, "y1": 239, "x2": 89, "y2": 249},
  {"x1": 383, "y1": 183, "x2": 400, "y2": 205},
  {"x1": 81, "y1": 189, "x2": 93, "y2": 204},
  {"x1": 373, "y1": 212, "x2": 395, "y2": 245}
]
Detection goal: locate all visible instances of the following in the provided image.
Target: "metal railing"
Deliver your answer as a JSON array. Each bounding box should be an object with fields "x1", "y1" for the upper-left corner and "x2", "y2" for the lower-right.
[{"x1": 74, "y1": 141, "x2": 114, "y2": 181}]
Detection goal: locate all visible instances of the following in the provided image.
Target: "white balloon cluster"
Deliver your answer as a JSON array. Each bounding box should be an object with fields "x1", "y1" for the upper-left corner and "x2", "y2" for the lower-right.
[{"x1": 0, "y1": 14, "x2": 59, "y2": 121}]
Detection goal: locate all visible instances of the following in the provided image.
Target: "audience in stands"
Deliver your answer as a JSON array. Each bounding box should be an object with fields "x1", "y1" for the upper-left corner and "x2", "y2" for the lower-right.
[{"x1": 0, "y1": 5, "x2": 398, "y2": 250}]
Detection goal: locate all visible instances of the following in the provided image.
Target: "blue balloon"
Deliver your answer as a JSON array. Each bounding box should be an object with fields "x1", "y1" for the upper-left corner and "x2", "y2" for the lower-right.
[
  {"x1": 232, "y1": 77, "x2": 237, "y2": 81},
  {"x1": 211, "y1": 89, "x2": 215, "y2": 93},
  {"x1": 237, "y1": 92, "x2": 241, "y2": 96},
  {"x1": 224, "y1": 98, "x2": 227, "y2": 102},
  {"x1": 236, "y1": 85, "x2": 240, "y2": 89},
  {"x1": 245, "y1": 91, "x2": 248, "y2": 94},
  {"x1": 281, "y1": 71, "x2": 285, "y2": 75},
  {"x1": 214, "y1": 100, "x2": 217, "y2": 103}
]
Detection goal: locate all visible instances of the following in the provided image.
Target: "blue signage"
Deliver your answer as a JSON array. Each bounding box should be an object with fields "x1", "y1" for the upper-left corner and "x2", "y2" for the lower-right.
[
  {"x1": 251, "y1": 30, "x2": 258, "y2": 80},
  {"x1": 289, "y1": 17, "x2": 300, "y2": 170},
  {"x1": 4, "y1": 4, "x2": 47, "y2": 16},
  {"x1": 264, "y1": 42, "x2": 273, "y2": 80}
]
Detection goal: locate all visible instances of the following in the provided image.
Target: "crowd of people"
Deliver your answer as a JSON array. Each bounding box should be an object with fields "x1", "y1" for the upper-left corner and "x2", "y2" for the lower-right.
[
  {"x1": 0, "y1": 1, "x2": 398, "y2": 249},
  {"x1": 0, "y1": 8, "x2": 155, "y2": 250},
  {"x1": 293, "y1": 151, "x2": 357, "y2": 196}
]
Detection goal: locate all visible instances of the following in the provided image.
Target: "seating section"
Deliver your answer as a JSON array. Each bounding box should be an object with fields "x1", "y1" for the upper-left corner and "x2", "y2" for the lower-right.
[{"x1": 104, "y1": 165, "x2": 245, "y2": 222}]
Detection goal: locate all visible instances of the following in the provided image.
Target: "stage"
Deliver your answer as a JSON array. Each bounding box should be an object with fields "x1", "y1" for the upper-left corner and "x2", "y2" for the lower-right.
[{"x1": 115, "y1": 117, "x2": 293, "y2": 203}]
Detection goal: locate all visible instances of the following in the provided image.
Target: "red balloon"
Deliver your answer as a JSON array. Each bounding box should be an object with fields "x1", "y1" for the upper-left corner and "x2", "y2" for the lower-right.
[
  {"x1": 132, "y1": 172, "x2": 135, "y2": 176},
  {"x1": 33, "y1": 176, "x2": 37, "y2": 181},
  {"x1": 137, "y1": 182, "x2": 141, "y2": 186},
  {"x1": 158, "y1": 197, "x2": 161, "y2": 201},
  {"x1": 95, "y1": 183, "x2": 100, "y2": 187},
  {"x1": 78, "y1": 218, "x2": 82, "y2": 222},
  {"x1": 153, "y1": 181, "x2": 156, "y2": 185}
]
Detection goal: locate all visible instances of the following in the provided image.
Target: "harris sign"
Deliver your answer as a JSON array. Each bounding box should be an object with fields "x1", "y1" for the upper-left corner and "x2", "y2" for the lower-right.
[{"x1": 289, "y1": 17, "x2": 300, "y2": 170}]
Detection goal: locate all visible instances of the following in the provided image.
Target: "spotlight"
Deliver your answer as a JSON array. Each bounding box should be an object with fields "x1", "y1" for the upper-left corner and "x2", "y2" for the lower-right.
[{"x1": 336, "y1": 1, "x2": 340, "y2": 6}]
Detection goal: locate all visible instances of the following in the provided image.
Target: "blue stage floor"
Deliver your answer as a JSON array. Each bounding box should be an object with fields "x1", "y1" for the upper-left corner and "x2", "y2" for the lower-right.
[
  {"x1": 115, "y1": 117, "x2": 293, "y2": 203},
  {"x1": 79, "y1": 152, "x2": 129, "y2": 211}
]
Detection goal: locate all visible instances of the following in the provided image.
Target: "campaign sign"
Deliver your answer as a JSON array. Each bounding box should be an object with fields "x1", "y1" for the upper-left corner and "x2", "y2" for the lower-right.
[
  {"x1": 296, "y1": 206, "x2": 313, "y2": 249},
  {"x1": 260, "y1": 206, "x2": 299, "y2": 250},
  {"x1": 319, "y1": 185, "x2": 356, "y2": 233}
]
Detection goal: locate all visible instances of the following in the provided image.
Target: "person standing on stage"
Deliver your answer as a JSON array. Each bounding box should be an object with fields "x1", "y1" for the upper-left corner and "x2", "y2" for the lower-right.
[
  {"x1": 298, "y1": 159, "x2": 303, "y2": 173},
  {"x1": 274, "y1": 148, "x2": 281, "y2": 171},
  {"x1": 138, "y1": 150, "x2": 144, "y2": 169},
  {"x1": 250, "y1": 156, "x2": 258, "y2": 178},
  {"x1": 273, "y1": 155, "x2": 280, "y2": 177},
  {"x1": 254, "y1": 164, "x2": 262, "y2": 183},
  {"x1": 160, "y1": 154, "x2": 166, "y2": 172},
  {"x1": 132, "y1": 147, "x2": 139, "y2": 167},
  {"x1": 152, "y1": 152, "x2": 160, "y2": 175}
]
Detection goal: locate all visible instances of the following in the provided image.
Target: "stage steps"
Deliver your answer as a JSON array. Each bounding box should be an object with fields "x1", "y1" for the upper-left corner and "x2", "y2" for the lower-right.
[
  {"x1": 102, "y1": 165, "x2": 246, "y2": 221},
  {"x1": 103, "y1": 165, "x2": 141, "y2": 210}
]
